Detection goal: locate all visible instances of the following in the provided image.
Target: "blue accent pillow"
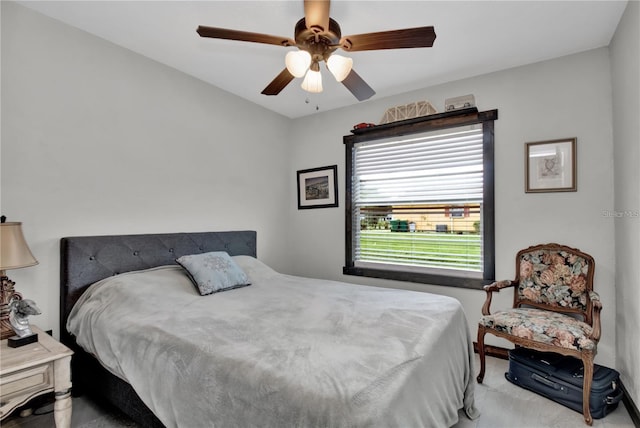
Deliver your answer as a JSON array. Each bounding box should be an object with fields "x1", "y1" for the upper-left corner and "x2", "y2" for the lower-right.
[{"x1": 176, "y1": 251, "x2": 250, "y2": 295}]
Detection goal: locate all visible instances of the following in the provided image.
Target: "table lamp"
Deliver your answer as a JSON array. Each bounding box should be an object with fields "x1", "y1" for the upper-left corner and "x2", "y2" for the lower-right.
[{"x1": 1, "y1": 217, "x2": 39, "y2": 340}]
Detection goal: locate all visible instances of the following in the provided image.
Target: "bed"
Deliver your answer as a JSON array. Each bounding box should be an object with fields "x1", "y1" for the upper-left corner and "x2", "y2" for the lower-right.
[{"x1": 60, "y1": 230, "x2": 479, "y2": 428}]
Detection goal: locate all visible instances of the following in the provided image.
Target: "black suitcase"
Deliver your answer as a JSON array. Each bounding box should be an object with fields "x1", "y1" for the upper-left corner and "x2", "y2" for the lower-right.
[{"x1": 506, "y1": 347, "x2": 623, "y2": 419}]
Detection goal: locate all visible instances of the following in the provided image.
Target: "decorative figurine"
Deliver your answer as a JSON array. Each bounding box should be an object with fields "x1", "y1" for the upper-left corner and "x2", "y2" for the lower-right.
[{"x1": 8, "y1": 298, "x2": 41, "y2": 347}]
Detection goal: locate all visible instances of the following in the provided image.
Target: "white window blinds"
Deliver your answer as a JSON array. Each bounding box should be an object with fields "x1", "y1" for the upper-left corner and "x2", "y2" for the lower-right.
[{"x1": 353, "y1": 125, "x2": 484, "y2": 206}]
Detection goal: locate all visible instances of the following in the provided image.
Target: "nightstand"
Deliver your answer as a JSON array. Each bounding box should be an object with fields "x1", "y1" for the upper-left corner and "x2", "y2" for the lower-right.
[{"x1": 0, "y1": 325, "x2": 73, "y2": 427}]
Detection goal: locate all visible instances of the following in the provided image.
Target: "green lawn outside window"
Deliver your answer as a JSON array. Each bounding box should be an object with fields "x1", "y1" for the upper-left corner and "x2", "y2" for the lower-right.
[{"x1": 359, "y1": 230, "x2": 482, "y2": 270}]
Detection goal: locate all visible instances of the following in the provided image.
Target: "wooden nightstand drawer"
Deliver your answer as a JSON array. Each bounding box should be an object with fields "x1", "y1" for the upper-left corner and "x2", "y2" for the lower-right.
[{"x1": 0, "y1": 363, "x2": 54, "y2": 405}]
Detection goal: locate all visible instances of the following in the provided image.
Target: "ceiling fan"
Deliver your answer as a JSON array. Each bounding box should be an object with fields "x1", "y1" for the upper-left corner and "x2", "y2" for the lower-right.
[{"x1": 196, "y1": 0, "x2": 436, "y2": 101}]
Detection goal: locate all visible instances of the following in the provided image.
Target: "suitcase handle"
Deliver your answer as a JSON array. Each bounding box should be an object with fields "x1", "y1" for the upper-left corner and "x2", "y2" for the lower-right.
[
  {"x1": 606, "y1": 386, "x2": 624, "y2": 405},
  {"x1": 531, "y1": 373, "x2": 565, "y2": 392}
]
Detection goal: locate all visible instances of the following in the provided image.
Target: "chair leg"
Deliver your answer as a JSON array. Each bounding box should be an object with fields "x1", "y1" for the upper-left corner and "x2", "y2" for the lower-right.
[
  {"x1": 581, "y1": 354, "x2": 594, "y2": 426},
  {"x1": 476, "y1": 325, "x2": 486, "y2": 383}
]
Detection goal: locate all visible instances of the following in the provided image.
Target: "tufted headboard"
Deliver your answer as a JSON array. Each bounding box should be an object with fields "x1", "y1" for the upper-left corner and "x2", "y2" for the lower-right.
[{"x1": 59, "y1": 230, "x2": 256, "y2": 346}]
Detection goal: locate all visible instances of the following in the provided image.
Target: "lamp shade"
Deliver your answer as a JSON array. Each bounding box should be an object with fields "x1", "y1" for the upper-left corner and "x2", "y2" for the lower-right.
[
  {"x1": 301, "y1": 69, "x2": 323, "y2": 93},
  {"x1": 0, "y1": 222, "x2": 38, "y2": 270},
  {"x1": 285, "y1": 50, "x2": 312, "y2": 78},
  {"x1": 326, "y1": 54, "x2": 353, "y2": 82}
]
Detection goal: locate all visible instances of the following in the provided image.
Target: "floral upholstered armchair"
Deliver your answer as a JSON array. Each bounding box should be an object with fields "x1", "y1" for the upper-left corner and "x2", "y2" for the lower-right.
[{"x1": 477, "y1": 243, "x2": 602, "y2": 425}]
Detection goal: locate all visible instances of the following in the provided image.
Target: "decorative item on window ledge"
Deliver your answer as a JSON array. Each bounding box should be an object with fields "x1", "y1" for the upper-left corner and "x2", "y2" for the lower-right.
[
  {"x1": 380, "y1": 101, "x2": 437, "y2": 124},
  {"x1": 297, "y1": 165, "x2": 339, "y2": 209},
  {"x1": 444, "y1": 94, "x2": 476, "y2": 112},
  {"x1": 1, "y1": 216, "x2": 39, "y2": 340},
  {"x1": 525, "y1": 138, "x2": 577, "y2": 193}
]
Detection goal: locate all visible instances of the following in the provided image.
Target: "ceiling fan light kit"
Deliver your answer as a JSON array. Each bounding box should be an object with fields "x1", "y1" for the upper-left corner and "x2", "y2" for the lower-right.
[
  {"x1": 326, "y1": 54, "x2": 353, "y2": 82},
  {"x1": 197, "y1": 0, "x2": 436, "y2": 101},
  {"x1": 301, "y1": 69, "x2": 323, "y2": 93},
  {"x1": 285, "y1": 50, "x2": 312, "y2": 78}
]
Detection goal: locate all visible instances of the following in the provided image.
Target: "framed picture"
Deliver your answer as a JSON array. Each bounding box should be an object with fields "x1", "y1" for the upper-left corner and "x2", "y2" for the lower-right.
[
  {"x1": 525, "y1": 138, "x2": 577, "y2": 193},
  {"x1": 297, "y1": 165, "x2": 338, "y2": 209}
]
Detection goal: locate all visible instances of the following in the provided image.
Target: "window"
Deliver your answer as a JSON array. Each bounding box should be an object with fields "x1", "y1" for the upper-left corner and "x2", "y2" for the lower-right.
[{"x1": 344, "y1": 109, "x2": 497, "y2": 289}]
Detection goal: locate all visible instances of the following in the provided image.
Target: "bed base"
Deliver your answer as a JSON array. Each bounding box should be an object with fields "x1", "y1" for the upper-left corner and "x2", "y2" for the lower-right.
[{"x1": 72, "y1": 349, "x2": 164, "y2": 427}]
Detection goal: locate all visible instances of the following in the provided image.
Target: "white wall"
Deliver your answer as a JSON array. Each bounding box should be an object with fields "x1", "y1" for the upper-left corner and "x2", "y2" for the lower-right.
[
  {"x1": 288, "y1": 48, "x2": 618, "y2": 368},
  {"x1": 1, "y1": 2, "x2": 291, "y2": 334},
  {"x1": 611, "y1": 0, "x2": 640, "y2": 407}
]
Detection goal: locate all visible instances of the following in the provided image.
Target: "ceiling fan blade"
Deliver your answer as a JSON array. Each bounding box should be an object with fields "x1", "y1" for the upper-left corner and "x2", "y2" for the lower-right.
[
  {"x1": 340, "y1": 26, "x2": 436, "y2": 52},
  {"x1": 304, "y1": 0, "x2": 330, "y2": 33},
  {"x1": 342, "y1": 69, "x2": 375, "y2": 101},
  {"x1": 261, "y1": 68, "x2": 296, "y2": 96},
  {"x1": 197, "y1": 26, "x2": 295, "y2": 47}
]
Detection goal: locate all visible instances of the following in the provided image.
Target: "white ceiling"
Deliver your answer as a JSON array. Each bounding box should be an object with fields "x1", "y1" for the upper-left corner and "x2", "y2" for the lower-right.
[{"x1": 17, "y1": 1, "x2": 627, "y2": 118}]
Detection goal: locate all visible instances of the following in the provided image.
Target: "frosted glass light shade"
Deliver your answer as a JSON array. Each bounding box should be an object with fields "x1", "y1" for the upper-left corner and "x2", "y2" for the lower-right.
[
  {"x1": 285, "y1": 50, "x2": 312, "y2": 78},
  {"x1": 326, "y1": 54, "x2": 353, "y2": 82},
  {"x1": 301, "y1": 69, "x2": 323, "y2": 93}
]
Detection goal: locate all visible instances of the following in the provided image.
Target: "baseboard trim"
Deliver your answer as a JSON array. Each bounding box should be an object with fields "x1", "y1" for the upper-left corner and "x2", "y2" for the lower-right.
[
  {"x1": 619, "y1": 380, "x2": 640, "y2": 428},
  {"x1": 474, "y1": 342, "x2": 640, "y2": 427}
]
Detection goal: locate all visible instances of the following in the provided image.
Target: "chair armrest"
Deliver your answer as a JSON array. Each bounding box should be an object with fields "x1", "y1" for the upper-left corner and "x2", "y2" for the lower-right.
[
  {"x1": 481, "y1": 280, "x2": 514, "y2": 316},
  {"x1": 589, "y1": 291, "x2": 603, "y2": 341},
  {"x1": 484, "y1": 280, "x2": 513, "y2": 292}
]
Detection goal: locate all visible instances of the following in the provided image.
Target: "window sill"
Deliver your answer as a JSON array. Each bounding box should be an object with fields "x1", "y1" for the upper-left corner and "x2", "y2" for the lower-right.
[{"x1": 343, "y1": 265, "x2": 490, "y2": 290}]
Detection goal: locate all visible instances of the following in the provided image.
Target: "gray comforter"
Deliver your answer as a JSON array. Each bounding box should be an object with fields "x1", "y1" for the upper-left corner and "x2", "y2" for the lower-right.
[{"x1": 67, "y1": 256, "x2": 479, "y2": 428}]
